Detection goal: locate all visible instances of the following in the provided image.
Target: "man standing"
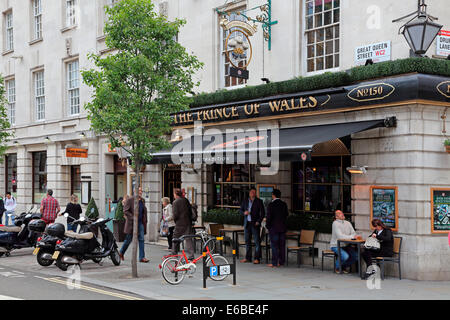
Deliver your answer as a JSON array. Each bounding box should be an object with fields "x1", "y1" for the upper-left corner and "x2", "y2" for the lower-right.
[
  {"x1": 172, "y1": 188, "x2": 194, "y2": 259},
  {"x1": 40, "y1": 189, "x2": 61, "y2": 225},
  {"x1": 240, "y1": 187, "x2": 265, "y2": 264},
  {"x1": 119, "y1": 187, "x2": 149, "y2": 263},
  {"x1": 0, "y1": 196, "x2": 5, "y2": 225},
  {"x1": 330, "y1": 210, "x2": 358, "y2": 273},
  {"x1": 266, "y1": 189, "x2": 288, "y2": 268},
  {"x1": 4, "y1": 192, "x2": 17, "y2": 226}
]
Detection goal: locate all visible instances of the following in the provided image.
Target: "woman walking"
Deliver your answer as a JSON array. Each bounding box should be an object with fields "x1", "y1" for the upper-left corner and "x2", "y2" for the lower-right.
[{"x1": 162, "y1": 197, "x2": 175, "y2": 251}]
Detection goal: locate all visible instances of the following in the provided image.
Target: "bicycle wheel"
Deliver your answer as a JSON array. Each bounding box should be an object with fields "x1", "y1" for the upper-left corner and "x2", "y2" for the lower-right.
[
  {"x1": 203, "y1": 238, "x2": 216, "y2": 254},
  {"x1": 161, "y1": 257, "x2": 187, "y2": 285},
  {"x1": 206, "y1": 254, "x2": 229, "y2": 281}
]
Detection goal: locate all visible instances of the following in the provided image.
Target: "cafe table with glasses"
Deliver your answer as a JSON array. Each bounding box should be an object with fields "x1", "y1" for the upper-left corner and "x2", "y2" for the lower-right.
[{"x1": 336, "y1": 237, "x2": 365, "y2": 279}]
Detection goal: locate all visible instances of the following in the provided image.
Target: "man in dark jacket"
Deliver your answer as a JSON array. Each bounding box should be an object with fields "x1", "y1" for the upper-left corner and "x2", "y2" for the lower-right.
[
  {"x1": 266, "y1": 189, "x2": 288, "y2": 267},
  {"x1": 172, "y1": 188, "x2": 194, "y2": 259},
  {"x1": 0, "y1": 197, "x2": 5, "y2": 225},
  {"x1": 240, "y1": 187, "x2": 265, "y2": 264},
  {"x1": 119, "y1": 187, "x2": 149, "y2": 263}
]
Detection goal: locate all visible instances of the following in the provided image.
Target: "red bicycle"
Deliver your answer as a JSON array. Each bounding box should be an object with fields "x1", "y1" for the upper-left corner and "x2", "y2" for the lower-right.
[{"x1": 159, "y1": 234, "x2": 229, "y2": 285}]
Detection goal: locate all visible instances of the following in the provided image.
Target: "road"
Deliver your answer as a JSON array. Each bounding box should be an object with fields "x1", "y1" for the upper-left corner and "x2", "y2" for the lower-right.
[{"x1": 0, "y1": 263, "x2": 147, "y2": 300}]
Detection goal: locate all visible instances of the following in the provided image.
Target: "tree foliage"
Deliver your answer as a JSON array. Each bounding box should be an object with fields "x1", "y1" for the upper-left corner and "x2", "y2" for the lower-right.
[{"x1": 0, "y1": 76, "x2": 11, "y2": 159}]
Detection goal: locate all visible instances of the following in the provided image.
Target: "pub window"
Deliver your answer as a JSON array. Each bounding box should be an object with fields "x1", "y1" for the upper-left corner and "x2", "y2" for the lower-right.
[
  {"x1": 292, "y1": 155, "x2": 351, "y2": 215},
  {"x1": 5, "y1": 154, "x2": 17, "y2": 199},
  {"x1": 32, "y1": 151, "x2": 47, "y2": 204},
  {"x1": 70, "y1": 165, "x2": 81, "y2": 200},
  {"x1": 213, "y1": 164, "x2": 255, "y2": 208},
  {"x1": 220, "y1": 10, "x2": 248, "y2": 88},
  {"x1": 305, "y1": 0, "x2": 340, "y2": 72}
]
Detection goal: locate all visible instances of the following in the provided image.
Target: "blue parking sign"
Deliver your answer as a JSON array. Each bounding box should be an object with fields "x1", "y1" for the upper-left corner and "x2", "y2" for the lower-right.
[{"x1": 210, "y1": 266, "x2": 218, "y2": 277}]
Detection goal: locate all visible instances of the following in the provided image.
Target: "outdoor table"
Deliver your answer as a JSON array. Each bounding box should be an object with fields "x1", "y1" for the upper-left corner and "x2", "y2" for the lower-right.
[
  {"x1": 234, "y1": 228, "x2": 270, "y2": 263},
  {"x1": 219, "y1": 227, "x2": 244, "y2": 256},
  {"x1": 336, "y1": 238, "x2": 365, "y2": 279}
]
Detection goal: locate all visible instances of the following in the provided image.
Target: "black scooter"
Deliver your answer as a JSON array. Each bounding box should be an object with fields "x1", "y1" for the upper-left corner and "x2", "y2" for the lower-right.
[
  {"x1": 54, "y1": 216, "x2": 121, "y2": 271},
  {"x1": 0, "y1": 206, "x2": 43, "y2": 257},
  {"x1": 33, "y1": 214, "x2": 86, "y2": 267}
]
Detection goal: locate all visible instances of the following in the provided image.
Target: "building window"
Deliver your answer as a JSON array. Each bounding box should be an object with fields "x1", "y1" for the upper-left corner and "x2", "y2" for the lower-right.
[
  {"x1": 292, "y1": 155, "x2": 351, "y2": 216},
  {"x1": 221, "y1": 11, "x2": 248, "y2": 88},
  {"x1": 34, "y1": 71, "x2": 45, "y2": 121},
  {"x1": 101, "y1": 0, "x2": 119, "y2": 35},
  {"x1": 5, "y1": 154, "x2": 17, "y2": 198},
  {"x1": 67, "y1": 60, "x2": 80, "y2": 115},
  {"x1": 213, "y1": 164, "x2": 255, "y2": 208},
  {"x1": 32, "y1": 0, "x2": 42, "y2": 40},
  {"x1": 305, "y1": 0, "x2": 340, "y2": 72},
  {"x1": 5, "y1": 11, "x2": 13, "y2": 51},
  {"x1": 32, "y1": 151, "x2": 47, "y2": 204},
  {"x1": 6, "y1": 79, "x2": 15, "y2": 125},
  {"x1": 71, "y1": 165, "x2": 81, "y2": 200},
  {"x1": 66, "y1": 0, "x2": 77, "y2": 27}
]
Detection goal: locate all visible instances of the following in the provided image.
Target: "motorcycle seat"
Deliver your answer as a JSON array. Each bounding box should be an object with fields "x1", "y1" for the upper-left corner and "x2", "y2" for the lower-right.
[
  {"x1": 65, "y1": 231, "x2": 94, "y2": 240},
  {"x1": 0, "y1": 226, "x2": 22, "y2": 233}
]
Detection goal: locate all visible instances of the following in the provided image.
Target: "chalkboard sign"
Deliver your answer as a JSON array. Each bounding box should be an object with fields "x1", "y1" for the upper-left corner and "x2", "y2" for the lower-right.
[
  {"x1": 257, "y1": 184, "x2": 276, "y2": 209},
  {"x1": 431, "y1": 188, "x2": 450, "y2": 234},
  {"x1": 370, "y1": 186, "x2": 398, "y2": 231}
]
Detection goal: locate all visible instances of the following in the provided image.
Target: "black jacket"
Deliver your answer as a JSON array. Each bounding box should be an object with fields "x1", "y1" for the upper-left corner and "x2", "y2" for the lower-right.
[
  {"x1": 0, "y1": 199, "x2": 5, "y2": 216},
  {"x1": 371, "y1": 228, "x2": 394, "y2": 257},
  {"x1": 240, "y1": 197, "x2": 265, "y2": 227},
  {"x1": 266, "y1": 199, "x2": 288, "y2": 234}
]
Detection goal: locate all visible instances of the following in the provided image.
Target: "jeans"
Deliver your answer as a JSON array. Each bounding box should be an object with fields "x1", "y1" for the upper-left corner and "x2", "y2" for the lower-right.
[
  {"x1": 67, "y1": 223, "x2": 77, "y2": 232},
  {"x1": 270, "y1": 232, "x2": 286, "y2": 266},
  {"x1": 172, "y1": 226, "x2": 194, "y2": 259},
  {"x1": 244, "y1": 223, "x2": 261, "y2": 261},
  {"x1": 167, "y1": 226, "x2": 175, "y2": 249},
  {"x1": 120, "y1": 223, "x2": 145, "y2": 261},
  {"x1": 4, "y1": 211, "x2": 15, "y2": 226},
  {"x1": 331, "y1": 246, "x2": 358, "y2": 270}
]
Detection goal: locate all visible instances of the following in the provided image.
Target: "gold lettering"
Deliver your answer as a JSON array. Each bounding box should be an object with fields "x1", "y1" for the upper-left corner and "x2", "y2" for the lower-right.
[
  {"x1": 231, "y1": 107, "x2": 238, "y2": 117},
  {"x1": 244, "y1": 104, "x2": 253, "y2": 115},
  {"x1": 186, "y1": 113, "x2": 193, "y2": 122},
  {"x1": 215, "y1": 108, "x2": 223, "y2": 119},
  {"x1": 223, "y1": 108, "x2": 231, "y2": 118},
  {"x1": 253, "y1": 104, "x2": 261, "y2": 114},
  {"x1": 281, "y1": 99, "x2": 290, "y2": 111},
  {"x1": 447, "y1": 84, "x2": 450, "y2": 93},
  {"x1": 173, "y1": 115, "x2": 178, "y2": 124},
  {"x1": 299, "y1": 97, "x2": 308, "y2": 109},
  {"x1": 179, "y1": 113, "x2": 186, "y2": 123},
  {"x1": 290, "y1": 99, "x2": 300, "y2": 110},
  {"x1": 308, "y1": 96, "x2": 318, "y2": 108},
  {"x1": 203, "y1": 110, "x2": 211, "y2": 121},
  {"x1": 269, "y1": 100, "x2": 281, "y2": 112}
]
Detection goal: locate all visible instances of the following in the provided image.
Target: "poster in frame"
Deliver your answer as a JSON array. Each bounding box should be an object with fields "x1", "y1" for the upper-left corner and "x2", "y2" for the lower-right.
[
  {"x1": 370, "y1": 186, "x2": 398, "y2": 232},
  {"x1": 431, "y1": 188, "x2": 450, "y2": 234}
]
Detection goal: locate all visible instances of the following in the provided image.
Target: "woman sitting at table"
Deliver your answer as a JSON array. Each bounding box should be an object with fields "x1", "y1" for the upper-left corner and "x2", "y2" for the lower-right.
[
  {"x1": 361, "y1": 219, "x2": 394, "y2": 279},
  {"x1": 330, "y1": 210, "x2": 358, "y2": 274}
]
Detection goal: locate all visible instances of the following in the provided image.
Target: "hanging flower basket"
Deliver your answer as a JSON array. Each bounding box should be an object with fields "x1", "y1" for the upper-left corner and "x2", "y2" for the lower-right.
[{"x1": 444, "y1": 140, "x2": 450, "y2": 154}]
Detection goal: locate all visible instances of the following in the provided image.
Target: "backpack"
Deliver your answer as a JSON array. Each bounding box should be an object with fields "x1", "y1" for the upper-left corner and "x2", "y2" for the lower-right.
[{"x1": 187, "y1": 200, "x2": 198, "y2": 223}]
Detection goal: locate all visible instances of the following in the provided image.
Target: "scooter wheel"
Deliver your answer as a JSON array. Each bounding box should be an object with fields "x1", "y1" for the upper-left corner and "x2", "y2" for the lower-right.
[
  {"x1": 110, "y1": 248, "x2": 121, "y2": 266},
  {"x1": 92, "y1": 257, "x2": 102, "y2": 264},
  {"x1": 37, "y1": 251, "x2": 54, "y2": 267},
  {"x1": 56, "y1": 256, "x2": 69, "y2": 271}
]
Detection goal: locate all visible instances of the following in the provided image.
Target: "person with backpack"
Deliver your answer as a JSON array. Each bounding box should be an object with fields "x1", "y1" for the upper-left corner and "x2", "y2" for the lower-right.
[
  {"x1": 172, "y1": 188, "x2": 194, "y2": 260},
  {"x1": 4, "y1": 192, "x2": 17, "y2": 226}
]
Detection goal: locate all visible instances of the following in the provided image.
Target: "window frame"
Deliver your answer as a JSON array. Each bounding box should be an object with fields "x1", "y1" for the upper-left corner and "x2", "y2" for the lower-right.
[
  {"x1": 65, "y1": 0, "x2": 77, "y2": 28},
  {"x1": 66, "y1": 59, "x2": 80, "y2": 116},
  {"x1": 34, "y1": 70, "x2": 45, "y2": 121},
  {"x1": 32, "y1": 0, "x2": 43, "y2": 40},
  {"x1": 32, "y1": 151, "x2": 47, "y2": 205},
  {"x1": 5, "y1": 78, "x2": 15, "y2": 125},
  {"x1": 4, "y1": 10, "x2": 13, "y2": 52},
  {"x1": 302, "y1": 0, "x2": 340, "y2": 75}
]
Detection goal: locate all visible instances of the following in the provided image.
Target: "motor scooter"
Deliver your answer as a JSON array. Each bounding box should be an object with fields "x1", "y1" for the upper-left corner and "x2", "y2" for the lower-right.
[
  {"x1": 54, "y1": 216, "x2": 121, "y2": 271},
  {"x1": 0, "y1": 206, "x2": 43, "y2": 257}
]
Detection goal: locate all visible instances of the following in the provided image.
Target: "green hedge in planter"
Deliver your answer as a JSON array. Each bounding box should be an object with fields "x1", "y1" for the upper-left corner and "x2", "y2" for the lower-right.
[
  {"x1": 203, "y1": 208, "x2": 354, "y2": 234},
  {"x1": 191, "y1": 58, "x2": 450, "y2": 108},
  {"x1": 114, "y1": 200, "x2": 125, "y2": 221},
  {"x1": 85, "y1": 197, "x2": 99, "y2": 220}
]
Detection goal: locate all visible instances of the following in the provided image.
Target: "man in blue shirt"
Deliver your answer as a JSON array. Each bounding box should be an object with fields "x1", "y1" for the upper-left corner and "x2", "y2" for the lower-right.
[{"x1": 239, "y1": 187, "x2": 265, "y2": 264}]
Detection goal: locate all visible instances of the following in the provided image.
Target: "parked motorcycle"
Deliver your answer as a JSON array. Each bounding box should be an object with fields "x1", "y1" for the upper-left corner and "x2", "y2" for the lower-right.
[
  {"x1": 0, "y1": 206, "x2": 43, "y2": 257},
  {"x1": 53, "y1": 216, "x2": 121, "y2": 271},
  {"x1": 32, "y1": 214, "x2": 84, "y2": 267}
]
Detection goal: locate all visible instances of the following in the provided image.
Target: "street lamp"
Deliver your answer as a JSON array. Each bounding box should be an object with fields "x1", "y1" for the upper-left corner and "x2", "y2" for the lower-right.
[{"x1": 393, "y1": 0, "x2": 442, "y2": 55}]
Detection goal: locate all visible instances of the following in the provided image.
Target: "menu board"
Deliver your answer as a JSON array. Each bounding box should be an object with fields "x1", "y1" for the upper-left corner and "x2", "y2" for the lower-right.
[
  {"x1": 257, "y1": 184, "x2": 276, "y2": 209},
  {"x1": 370, "y1": 186, "x2": 398, "y2": 231},
  {"x1": 431, "y1": 189, "x2": 450, "y2": 234}
]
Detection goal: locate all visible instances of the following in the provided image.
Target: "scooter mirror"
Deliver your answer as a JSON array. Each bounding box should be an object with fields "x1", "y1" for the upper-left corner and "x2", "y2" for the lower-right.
[
  {"x1": 64, "y1": 213, "x2": 69, "y2": 218},
  {"x1": 25, "y1": 214, "x2": 31, "y2": 219}
]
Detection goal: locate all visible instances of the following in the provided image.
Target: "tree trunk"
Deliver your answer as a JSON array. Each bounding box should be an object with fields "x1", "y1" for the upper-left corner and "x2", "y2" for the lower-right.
[{"x1": 131, "y1": 159, "x2": 141, "y2": 278}]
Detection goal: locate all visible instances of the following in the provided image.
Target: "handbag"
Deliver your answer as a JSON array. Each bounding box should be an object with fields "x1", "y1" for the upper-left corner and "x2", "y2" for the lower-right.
[
  {"x1": 159, "y1": 218, "x2": 169, "y2": 237},
  {"x1": 364, "y1": 235, "x2": 381, "y2": 250}
]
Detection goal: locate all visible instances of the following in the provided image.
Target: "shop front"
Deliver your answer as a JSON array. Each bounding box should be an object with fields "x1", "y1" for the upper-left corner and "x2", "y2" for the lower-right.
[{"x1": 146, "y1": 68, "x2": 450, "y2": 280}]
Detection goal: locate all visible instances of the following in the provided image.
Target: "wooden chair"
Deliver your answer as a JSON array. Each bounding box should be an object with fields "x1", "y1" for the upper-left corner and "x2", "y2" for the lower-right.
[
  {"x1": 321, "y1": 250, "x2": 337, "y2": 271},
  {"x1": 208, "y1": 223, "x2": 232, "y2": 254},
  {"x1": 374, "y1": 236, "x2": 402, "y2": 280},
  {"x1": 237, "y1": 228, "x2": 270, "y2": 263},
  {"x1": 286, "y1": 230, "x2": 316, "y2": 268}
]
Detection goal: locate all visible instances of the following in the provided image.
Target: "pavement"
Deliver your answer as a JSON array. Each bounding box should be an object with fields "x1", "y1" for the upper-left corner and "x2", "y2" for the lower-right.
[{"x1": 1, "y1": 241, "x2": 450, "y2": 300}]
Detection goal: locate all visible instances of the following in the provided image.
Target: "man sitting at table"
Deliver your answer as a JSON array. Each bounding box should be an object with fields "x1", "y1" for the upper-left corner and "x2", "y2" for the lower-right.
[{"x1": 330, "y1": 210, "x2": 358, "y2": 274}]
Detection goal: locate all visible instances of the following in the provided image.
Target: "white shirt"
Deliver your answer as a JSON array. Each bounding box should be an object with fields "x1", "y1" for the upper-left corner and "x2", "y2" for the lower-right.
[
  {"x1": 330, "y1": 219, "x2": 356, "y2": 248},
  {"x1": 4, "y1": 197, "x2": 16, "y2": 212}
]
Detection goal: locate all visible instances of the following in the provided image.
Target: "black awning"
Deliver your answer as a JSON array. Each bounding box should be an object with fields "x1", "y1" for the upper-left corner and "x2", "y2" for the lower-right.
[{"x1": 147, "y1": 117, "x2": 395, "y2": 164}]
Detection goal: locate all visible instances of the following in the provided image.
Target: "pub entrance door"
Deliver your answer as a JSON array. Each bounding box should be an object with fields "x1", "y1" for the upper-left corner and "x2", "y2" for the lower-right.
[{"x1": 163, "y1": 164, "x2": 181, "y2": 203}]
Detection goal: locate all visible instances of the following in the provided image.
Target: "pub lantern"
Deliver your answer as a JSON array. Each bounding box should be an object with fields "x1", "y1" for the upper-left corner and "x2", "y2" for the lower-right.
[{"x1": 393, "y1": 0, "x2": 442, "y2": 55}]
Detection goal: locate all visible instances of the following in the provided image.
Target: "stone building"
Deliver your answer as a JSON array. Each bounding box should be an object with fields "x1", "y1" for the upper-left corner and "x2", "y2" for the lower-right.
[{"x1": 1, "y1": 0, "x2": 450, "y2": 280}]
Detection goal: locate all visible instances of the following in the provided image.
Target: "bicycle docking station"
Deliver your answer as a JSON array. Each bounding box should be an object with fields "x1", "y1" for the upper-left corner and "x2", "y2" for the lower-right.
[{"x1": 202, "y1": 237, "x2": 237, "y2": 289}]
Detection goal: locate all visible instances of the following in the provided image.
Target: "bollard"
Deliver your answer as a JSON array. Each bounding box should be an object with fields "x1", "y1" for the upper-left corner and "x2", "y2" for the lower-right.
[
  {"x1": 202, "y1": 250, "x2": 207, "y2": 289},
  {"x1": 232, "y1": 249, "x2": 237, "y2": 286}
]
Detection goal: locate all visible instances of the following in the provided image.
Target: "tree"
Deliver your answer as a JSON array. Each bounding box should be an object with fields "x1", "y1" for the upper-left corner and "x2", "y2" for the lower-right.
[
  {"x1": 82, "y1": 0, "x2": 202, "y2": 278},
  {"x1": 0, "y1": 76, "x2": 12, "y2": 159}
]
